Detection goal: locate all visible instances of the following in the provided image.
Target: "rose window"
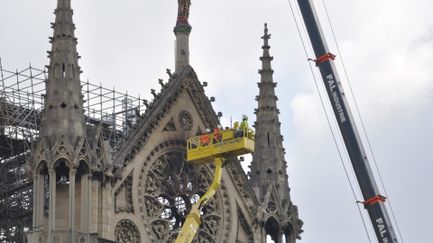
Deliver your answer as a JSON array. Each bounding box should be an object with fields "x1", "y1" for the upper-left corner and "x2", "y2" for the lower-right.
[
  {"x1": 114, "y1": 219, "x2": 141, "y2": 243},
  {"x1": 139, "y1": 150, "x2": 224, "y2": 242}
]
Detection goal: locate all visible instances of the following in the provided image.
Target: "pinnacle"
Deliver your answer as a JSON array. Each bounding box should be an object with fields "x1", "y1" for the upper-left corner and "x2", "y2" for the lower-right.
[
  {"x1": 251, "y1": 23, "x2": 291, "y2": 203},
  {"x1": 261, "y1": 23, "x2": 271, "y2": 49},
  {"x1": 39, "y1": 0, "x2": 85, "y2": 140}
]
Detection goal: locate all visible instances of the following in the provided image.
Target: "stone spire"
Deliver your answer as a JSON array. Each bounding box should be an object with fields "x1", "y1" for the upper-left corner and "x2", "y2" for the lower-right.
[
  {"x1": 250, "y1": 23, "x2": 302, "y2": 243},
  {"x1": 174, "y1": 0, "x2": 192, "y2": 73},
  {"x1": 250, "y1": 23, "x2": 290, "y2": 202},
  {"x1": 40, "y1": 0, "x2": 86, "y2": 141}
]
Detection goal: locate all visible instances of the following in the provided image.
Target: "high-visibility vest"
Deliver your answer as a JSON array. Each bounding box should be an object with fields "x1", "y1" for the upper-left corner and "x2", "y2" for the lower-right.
[
  {"x1": 240, "y1": 120, "x2": 248, "y2": 129},
  {"x1": 214, "y1": 128, "x2": 221, "y2": 141},
  {"x1": 233, "y1": 121, "x2": 239, "y2": 129},
  {"x1": 200, "y1": 134, "x2": 210, "y2": 145}
]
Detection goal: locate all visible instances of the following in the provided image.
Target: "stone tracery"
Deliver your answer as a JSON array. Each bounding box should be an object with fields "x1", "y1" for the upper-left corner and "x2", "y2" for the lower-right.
[
  {"x1": 139, "y1": 147, "x2": 225, "y2": 242},
  {"x1": 114, "y1": 219, "x2": 141, "y2": 243}
]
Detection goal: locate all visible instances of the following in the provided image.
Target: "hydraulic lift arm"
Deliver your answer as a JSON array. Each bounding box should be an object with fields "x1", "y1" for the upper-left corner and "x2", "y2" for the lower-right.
[
  {"x1": 296, "y1": 0, "x2": 399, "y2": 242},
  {"x1": 176, "y1": 127, "x2": 254, "y2": 243},
  {"x1": 175, "y1": 157, "x2": 223, "y2": 243}
]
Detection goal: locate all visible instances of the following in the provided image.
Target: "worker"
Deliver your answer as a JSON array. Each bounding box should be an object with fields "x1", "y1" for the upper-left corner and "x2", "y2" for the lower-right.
[
  {"x1": 233, "y1": 121, "x2": 242, "y2": 138},
  {"x1": 233, "y1": 121, "x2": 239, "y2": 130},
  {"x1": 200, "y1": 128, "x2": 211, "y2": 146},
  {"x1": 240, "y1": 115, "x2": 248, "y2": 129},
  {"x1": 213, "y1": 125, "x2": 222, "y2": 143},
  {"x1": 240, "y1": 115, "x2": 248, "y2": 137}
]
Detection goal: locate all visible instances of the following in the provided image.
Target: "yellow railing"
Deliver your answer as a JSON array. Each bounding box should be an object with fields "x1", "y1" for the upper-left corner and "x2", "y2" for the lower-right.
[{"x1": 186, "y1": 128, "x2": 254, "y2": 165}]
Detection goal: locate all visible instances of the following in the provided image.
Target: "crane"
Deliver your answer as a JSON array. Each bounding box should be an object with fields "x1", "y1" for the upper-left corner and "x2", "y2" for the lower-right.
[
  {"x1": 176, "y1": 125, "x2": 254, "y2": 243},
  {"x1": 295, "y1": 0, "x2": 399, "y2": 242}
]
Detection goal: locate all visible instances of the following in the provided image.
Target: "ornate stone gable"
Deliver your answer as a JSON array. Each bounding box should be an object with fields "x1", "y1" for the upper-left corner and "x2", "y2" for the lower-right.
[
  {"x1": 113, "y1": 66, "x2": 218, "y2": 171},
  {"x1": 109, "y1": 66, "x2": 263, "y2": 242},
  {"x1": 261, "y1": 184, "x2": 283, "y2": 219}
]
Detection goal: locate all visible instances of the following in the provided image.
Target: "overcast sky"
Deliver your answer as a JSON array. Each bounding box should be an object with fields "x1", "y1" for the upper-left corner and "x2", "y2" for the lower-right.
[{"x1": 1, "y1": 0, "x2": 432, "y2": 242}]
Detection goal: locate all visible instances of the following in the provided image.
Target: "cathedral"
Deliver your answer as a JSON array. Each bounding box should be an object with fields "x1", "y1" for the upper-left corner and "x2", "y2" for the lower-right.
[{"x1": 25, "y1": 0, "x2": 303, "y2": 242}]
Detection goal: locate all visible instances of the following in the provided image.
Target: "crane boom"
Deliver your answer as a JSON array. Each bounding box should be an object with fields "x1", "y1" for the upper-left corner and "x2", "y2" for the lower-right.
[{"x1": 295, "y1": 0, "x2": 398, "y2": 242}]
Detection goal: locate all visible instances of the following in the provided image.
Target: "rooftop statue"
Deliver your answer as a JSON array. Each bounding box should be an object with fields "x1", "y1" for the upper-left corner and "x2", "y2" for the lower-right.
[{"x1": 177, "y1": 0, "x2": 191, "y2": 23}]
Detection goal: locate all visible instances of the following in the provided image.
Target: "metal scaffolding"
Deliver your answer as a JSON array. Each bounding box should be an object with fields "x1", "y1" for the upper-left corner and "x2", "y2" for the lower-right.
[{"x1": 0, "y1": 60, "x2": 145, "y2": 242}]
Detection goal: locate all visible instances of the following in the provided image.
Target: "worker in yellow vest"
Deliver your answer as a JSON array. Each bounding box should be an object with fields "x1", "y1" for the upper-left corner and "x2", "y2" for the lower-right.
[
  {"x1": 239, "y1": 115, "x2": 248, "y2": 137},
  {"x1": 240, "y1": 115, "x2": 248, "y2": 129}
]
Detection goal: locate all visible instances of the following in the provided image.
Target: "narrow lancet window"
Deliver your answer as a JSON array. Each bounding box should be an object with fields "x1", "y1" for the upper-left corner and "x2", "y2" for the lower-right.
[{"x1": 62, "y1": 63, "x2": 65, "y2": 78}]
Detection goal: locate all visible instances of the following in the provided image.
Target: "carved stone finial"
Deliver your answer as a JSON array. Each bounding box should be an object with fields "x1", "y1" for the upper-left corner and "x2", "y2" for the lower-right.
[
  {"x1": 150, "y1": 89, "x2": 157, "y2": 98},
  {"x1": 143, "y1": 99, "x2": 148, "y2": 108},
  {"x1": 158, "y1": 79, "x2": 166, "y2": 88},
  {"x1": 262, "y1": 22, "x2": 271, "y2": 45},
  {"x1": 166, "y1": 68, "x2": 172, "y2": 78}
]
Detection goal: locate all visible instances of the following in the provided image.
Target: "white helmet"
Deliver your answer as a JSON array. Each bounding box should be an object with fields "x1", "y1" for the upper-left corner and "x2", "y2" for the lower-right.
[
  {"x1": 242, "y1": 114, "x2": 248, "y2": 120},
  {"x1": 205, "y1": 128, "x2": 211, "y2": 133}
]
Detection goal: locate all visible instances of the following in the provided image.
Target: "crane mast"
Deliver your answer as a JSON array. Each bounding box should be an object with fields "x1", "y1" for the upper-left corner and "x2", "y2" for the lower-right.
[{"x1": 295, "y1": 0, "x2": 399, "y2": 242}]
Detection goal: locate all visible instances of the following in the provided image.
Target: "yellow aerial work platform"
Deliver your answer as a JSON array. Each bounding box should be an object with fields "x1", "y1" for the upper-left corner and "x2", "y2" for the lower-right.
[
  {"x1": 176, "y1": 127, "x2": 254, "y2": 243},
  {"x1": 186, "y1": 127, "x2": 255, "y2": 165}
]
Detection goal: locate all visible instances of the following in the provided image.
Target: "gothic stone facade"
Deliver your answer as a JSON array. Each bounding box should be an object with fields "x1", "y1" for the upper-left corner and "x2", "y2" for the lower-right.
[{"x1": 26, "y1": 0, "x2": 302, "y2": 242}]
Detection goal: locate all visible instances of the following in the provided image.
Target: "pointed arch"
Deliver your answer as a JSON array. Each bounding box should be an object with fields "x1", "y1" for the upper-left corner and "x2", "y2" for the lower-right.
[
  {"x1": 265, "y1": 216, "x2": 281, "y2": 242},
  {"x1": 36, "y1": 160, "x2": 48, "y2": 175}
]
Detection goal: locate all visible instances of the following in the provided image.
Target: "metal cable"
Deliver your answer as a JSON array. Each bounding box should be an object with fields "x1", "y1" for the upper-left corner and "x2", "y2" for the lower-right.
[
  {"x1": 287, "y1": 0, "x2": 373, "y2": 241},
  {"x1": 320, "y1": 0, "x2": 404, "y2": 241}
]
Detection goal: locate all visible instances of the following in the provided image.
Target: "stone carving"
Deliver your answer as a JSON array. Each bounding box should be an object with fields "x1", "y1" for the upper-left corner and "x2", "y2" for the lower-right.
[
  {"x1": 79, "y1": 144, "x2": 87, "y2": 158},
  {"x1": 114, "y1": 219, "x2": 141, "y2": 243},
  {"x1": 163, "y1": 118, "x2": 177, "y2": 131},
  {"x1": 178, "y1": 0, "x2": 191, "y2": 19},
  {"x1": 144, "y1": 172, "x2": 161, "y2": 196},
  {"x1": 150, "y1": 219, "x2": 170, "y2": 241},
  {"x1": 143, "y1": 196, "x2": 163, "y2": 218},
  {"x1": 178, "y1": 110, "x2": 193, "y2": 131},
  {"x1": 53, "y1": 138, "x2": 71, "y2": 159},
  {"x1": 36, "y1": 143, "x2": 48, "y2": 162},
  {"x1": 58, "y1": 143, "x2": 68, "y2": 155},
  {"x1": 139, "y1": 148, "x2": 225, "y2": 242},
  {"x1": 266, "y1": 201, "x2": 277, "y2": 213}
]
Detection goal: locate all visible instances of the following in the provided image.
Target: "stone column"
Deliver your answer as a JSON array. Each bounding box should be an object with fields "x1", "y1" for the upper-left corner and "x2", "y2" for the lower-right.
[
  {"x1": 48, "y1": 169, "x2": 56, "y2": 243},
  {"x1": 277, "y1": 232, "x2": 283, "y2": 243},
  {"x1": 80, "y1": 173, "x2": 90, "y2": 233},
  {"x1": 285, "y1": 233, "x2": 292, "y2": 243},
  {"x1": 86, "y1": 174, "x2": 91, "y2": 234},
  {"x1": 69, "y1": 169, "x2": 76, "y2": 243},
  {"x1": 34, "y1": 172, "x2": 46, "y2": 230}
]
